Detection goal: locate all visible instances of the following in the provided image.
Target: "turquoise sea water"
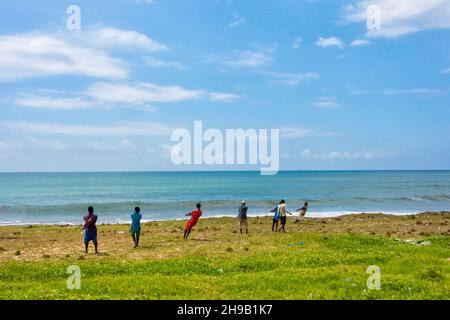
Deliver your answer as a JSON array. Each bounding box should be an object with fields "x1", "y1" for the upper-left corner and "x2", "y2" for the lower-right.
[{"x1": 0, "y1": 171, "x2": 449, "y2": 225}]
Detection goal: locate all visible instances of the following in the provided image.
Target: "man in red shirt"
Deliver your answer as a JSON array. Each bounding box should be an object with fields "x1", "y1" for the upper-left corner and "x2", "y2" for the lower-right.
[{"x1": 183, "y1": 203, "x2": 203, "y2": 240}]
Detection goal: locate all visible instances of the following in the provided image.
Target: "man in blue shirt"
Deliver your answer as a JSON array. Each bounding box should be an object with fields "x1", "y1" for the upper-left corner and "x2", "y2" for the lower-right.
[
  {"x1": 270, "y1": 201, "x2": 281, "y2": 232},
  {"x1": 131, "y1": 207, "x2": 142, "y2": 248},
  {"x1": 238, "y1": 201, "x2": 249, "y2": 234}
]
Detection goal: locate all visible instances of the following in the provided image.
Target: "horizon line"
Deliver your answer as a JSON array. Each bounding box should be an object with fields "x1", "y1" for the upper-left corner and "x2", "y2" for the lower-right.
[{"x1": 1, "y1": 169, "x2": 450, "y2": 174}]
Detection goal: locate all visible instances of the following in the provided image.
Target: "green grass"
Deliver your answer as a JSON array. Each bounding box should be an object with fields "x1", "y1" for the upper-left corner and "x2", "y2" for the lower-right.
[{"x1": 0, "y1": 214, "x2": 449, "y2": 299}]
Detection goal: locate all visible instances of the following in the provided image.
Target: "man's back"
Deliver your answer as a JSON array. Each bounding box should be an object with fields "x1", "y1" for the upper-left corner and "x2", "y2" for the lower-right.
[
  {"x1": 191, "y1": 208, "x2": 202, "y2": 221},
  {"x1": 84, "y1": 214, "x2": 98, "y2": 231},
  {"x1": 238, "y1": 205, "x2": 248, "y2": 219},
  {"x1": 278, "y1": 203, "x2": 287, "y2": 216},
  {"x1": 131, "y1": 213, "x2": 142, "y2": 230}
]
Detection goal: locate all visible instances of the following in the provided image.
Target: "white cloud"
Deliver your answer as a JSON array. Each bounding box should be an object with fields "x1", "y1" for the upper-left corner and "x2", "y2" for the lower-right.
[
  {"x1": 0, "y1": 27, "x2": 169, "y2": 82},
  {"x1": 208, "y1": 92, "x2": 242, "y2": 102},
  {"x1": 145, "y1": 56, "x2": 185, "y2": 69},
  {"x1": 159, "y1": 144, "x2": 174, "y2": 159},
  {"x1": 263, "y1": 71, "x2": 319, "y2": 86},
  {"x1": 301, "y1": 149, "x2": 312, "y2": 157},
  {"x1": 3, "y1": 121, "x2": 174, "y2": 136},
  {"x1": 11, "y1": 82, "x2": 240, "y2": 110},
  {"x1": 90, "y1": 139, "x2": 134, "y2": 152},
  {"x1": 0, "y1": 33, "x2": 128, "y2": 81},
  {"x1": 85, "y1": 27, "x2": 167, "y2": 52},
  {"x1": 135, "y1": 0, "x2": 156, "y2": 4},
  {"x1": 280, "y1": 127, "x2": 338, "y2": 139},
  {"x1": 225, "y1": 51, "x2": 273, "y2": 68},
  {"x1": 315, "y1": 37, "x2": 344, "y2": 48},
  {"x1": 0, "y1": 141, "x2": 23, "y2": 158},
  {"x1": 26, "y1": 136, "x2": 67, "y2": 151},
  {"x1": 382, "y1": 88, "x2": 444, "y2": 95},
  {"x1": 349, "y1": 87, "x2": 370, "y2": 95},
  {"x1": 292, "y1": 37, "x2": 302, "y2": 49},
  {"x1": 85, "y1": 82, "x2": 206, "y2": 105},
  {"x1": 313, "y1": 97, "x2": 340, "y2": 108},
  {"x1": 280, "y1": 128, "x2": 316, "y2": 139},
  {"x1": 13, "y1": 95, "x2": 93, "y2": 110},
  {"x1": 301, "y1": 149, "x2": 390, "y2": 160},
  {"x1": 229, "y1": 12, "x2": 245, "y2": 27},
  {"x1": 440, "y1": 68, "x2": 450, "y2": 74},
  {"x1": 343, "y1": 0, "x2": 450, "y2": 38},
  {"x1": 351, "y1": 39, "x2": 371, "y2": 46},
  {"x1": 125, "y1": 104, "x2": 157, "y2": 113}
]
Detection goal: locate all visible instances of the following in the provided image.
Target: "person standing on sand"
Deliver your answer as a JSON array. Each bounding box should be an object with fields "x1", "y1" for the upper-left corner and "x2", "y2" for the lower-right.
[
  {"x1": 295, "y1": 202, "x2": 308, "y2": 224},
  {"x1": 83, "y1": 206, "x2": 98, "y2": 254},
  {"x1": 131, "y1": 207, "x2": 142, "y2": 248},
  {"x1": 277, "y1": 200, "x2": 293, "y2": 232},
  {"x1": 183, "y1": 203, "x2": 203, "y2": 240},
  {"x1": 238, "y1": 201, "x2": 249, "y2": 234},
  {"x1": 270, "y1": 201, "x2": 281, "y2": 232}
]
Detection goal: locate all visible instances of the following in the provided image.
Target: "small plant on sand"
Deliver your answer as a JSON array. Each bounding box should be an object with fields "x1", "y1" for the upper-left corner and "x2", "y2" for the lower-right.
[{"x1": 13, "y1": 250, "x2": 21, "y2": 256}]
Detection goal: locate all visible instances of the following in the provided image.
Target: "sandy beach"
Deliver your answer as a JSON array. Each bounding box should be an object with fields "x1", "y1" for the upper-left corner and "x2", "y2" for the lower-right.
[{"x1": 1, "y1": 212, "x2": 449, "y2": 262}]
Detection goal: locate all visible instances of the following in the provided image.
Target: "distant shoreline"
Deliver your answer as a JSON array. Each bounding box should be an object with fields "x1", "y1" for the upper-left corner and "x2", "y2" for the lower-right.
[
  {"x1": 1, "y1": 169, "x2": 450, "y2": 174},
  {"x1": 1, "y1": 211, "x2": 445, "y2": 228}
]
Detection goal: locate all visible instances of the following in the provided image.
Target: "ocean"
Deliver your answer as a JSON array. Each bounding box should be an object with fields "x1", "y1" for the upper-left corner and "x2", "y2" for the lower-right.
[{"x1": 0, "y1": 171, "x2": 449, "y2": 226}]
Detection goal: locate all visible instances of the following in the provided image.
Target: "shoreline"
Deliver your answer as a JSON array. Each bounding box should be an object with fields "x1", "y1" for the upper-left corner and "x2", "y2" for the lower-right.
[{"x1": 0, "y1": 210, "x2": 437, "y2": 227}]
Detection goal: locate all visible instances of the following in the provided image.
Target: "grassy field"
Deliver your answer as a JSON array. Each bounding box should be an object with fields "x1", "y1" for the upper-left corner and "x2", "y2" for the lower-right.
[{"x1": 0, "y1": 212, "x2": 449, "y2": 300}]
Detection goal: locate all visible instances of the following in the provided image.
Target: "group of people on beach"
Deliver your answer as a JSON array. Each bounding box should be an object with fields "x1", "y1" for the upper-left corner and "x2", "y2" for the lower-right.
[{"x1": 82, "y1": 201, "x2": 308, "y2": 254}]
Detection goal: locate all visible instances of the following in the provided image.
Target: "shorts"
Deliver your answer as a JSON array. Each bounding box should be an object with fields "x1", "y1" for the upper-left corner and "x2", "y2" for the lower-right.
[
  {"x1": 280, "y1": 216, "x2": 287, "y2": 225},
  {"x1": 238, "y1": 218, "x2": 248, "y2": 229},
  {"x1": 131, "y1": 229, "x2": 140, "y2": 236},
  {"x1": 84, "y1": 230, "x2": 97, "y2": 243},
  {"x1": 186, "y1": 220, "x2": 198, "y2": 231}
]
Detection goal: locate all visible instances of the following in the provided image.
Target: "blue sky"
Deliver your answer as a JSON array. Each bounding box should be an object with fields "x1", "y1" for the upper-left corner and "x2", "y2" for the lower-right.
[{"x1": 0, "y1": 0, "x2": 449, "y2": 172}]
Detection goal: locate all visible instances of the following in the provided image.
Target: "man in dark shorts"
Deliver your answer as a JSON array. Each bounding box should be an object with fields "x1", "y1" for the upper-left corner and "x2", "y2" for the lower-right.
[
  {"x1": 238, "y1": 201, "x2": 249, "y2": 234},
  {"x1": 131, "y1": 207, "x2": 142, "y2": 248},
  {"x1": 83, "y1": 206, "x2": 98, "y2": 254},
  {"x1": 183, "y1": 203, "x2": 203, "y2": 240},
  {"x1": 277, "y1": 199, "x2": 293, "y2": 232}
]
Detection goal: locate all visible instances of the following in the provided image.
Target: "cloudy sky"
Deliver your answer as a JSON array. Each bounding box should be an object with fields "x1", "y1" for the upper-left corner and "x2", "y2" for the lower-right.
[{"x1": 0, "y1": 0, "x2": 449, "y2": 172}]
